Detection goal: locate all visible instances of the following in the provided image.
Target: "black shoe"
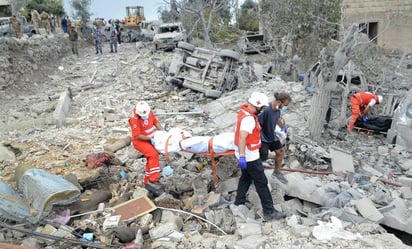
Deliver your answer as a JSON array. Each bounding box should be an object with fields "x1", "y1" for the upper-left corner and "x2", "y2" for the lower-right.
[
  {"x1": 145, "y1": 181, "x2": 165, "y2": 197},
  {"x1": 146, "y1": 181, "x2": 165, "y2": 190},
  {"x1": 263, "y1": 210, "x2": 286, "y2": 221},
  {"x1": 272, "y1": 172, "x2": 288, "y2": 184}
]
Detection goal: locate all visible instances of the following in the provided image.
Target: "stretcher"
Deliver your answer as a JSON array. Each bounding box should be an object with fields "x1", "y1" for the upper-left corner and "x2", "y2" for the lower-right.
[
  {"x1": 162, "y1": 134, "x2": 235, "y2": 187},
  {"x1": 353, "y1": 126, "x2": 387, "y2": 135}
]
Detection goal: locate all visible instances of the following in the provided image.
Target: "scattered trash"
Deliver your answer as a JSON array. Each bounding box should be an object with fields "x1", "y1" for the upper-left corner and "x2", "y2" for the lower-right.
[
  {"x1": 312, "y1": 216, "x2": 362, "y2": 241},
  {"x1": 162, "y1": 165, "x2": 174, "y2": 177}
]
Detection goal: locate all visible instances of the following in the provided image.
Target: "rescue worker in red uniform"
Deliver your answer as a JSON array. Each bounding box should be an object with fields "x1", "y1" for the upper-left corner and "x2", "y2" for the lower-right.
[
  {"x1": 129, "y1": 101, "x2": 164, "y2": 189},
  {"x1": 234, "y1": 92, "x2": 286, "y2": 221},
  {"x1": 348, "y1": 92, "x2": 383, "y2": 131}
]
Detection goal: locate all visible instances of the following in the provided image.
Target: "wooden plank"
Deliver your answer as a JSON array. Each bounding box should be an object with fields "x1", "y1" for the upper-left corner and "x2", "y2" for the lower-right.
[{"x1": 113, "y1": 195, "x2": 157, "y2": 222}]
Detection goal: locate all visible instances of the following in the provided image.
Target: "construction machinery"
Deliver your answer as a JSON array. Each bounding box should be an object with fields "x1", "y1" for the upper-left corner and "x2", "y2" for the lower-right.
[{"x1": 120, "y1": 5, "x2": 145, "y2": 42}]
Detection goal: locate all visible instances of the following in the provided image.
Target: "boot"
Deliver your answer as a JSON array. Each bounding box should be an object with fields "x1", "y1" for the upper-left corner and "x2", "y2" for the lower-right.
[
  {"x1": 263, "y1": 210, "x2": 286, "y2": 221},
  {"x1": 145, "y1": 181, "x2": 165, "y2": 197}
]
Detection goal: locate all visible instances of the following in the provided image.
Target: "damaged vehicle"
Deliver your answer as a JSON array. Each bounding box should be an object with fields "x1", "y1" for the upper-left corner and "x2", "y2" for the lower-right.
[
  {"x1": 237, "y1": 33, "x2": 270, "y2": 54},
  {"x1": 0, "y1": 16, "x2": 36, "y2": 37},
  {"x1": 153, "y1": 22, "x2": 188, "y2": 50},
  {"x1": 387, "y1": 89, "x2": 412, "y2": 151},
  {"x1": 166, "y1": 41, "x2": 240, "y2": 98}
]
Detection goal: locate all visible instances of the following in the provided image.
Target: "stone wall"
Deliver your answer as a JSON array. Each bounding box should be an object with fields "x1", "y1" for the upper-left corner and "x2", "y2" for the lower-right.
[
  {"x1": 343, "y1": 0, "x2": 412, "y2": 51},
  {"x1": 0, "y1": 34, "x2": 70, "y2": 90}
]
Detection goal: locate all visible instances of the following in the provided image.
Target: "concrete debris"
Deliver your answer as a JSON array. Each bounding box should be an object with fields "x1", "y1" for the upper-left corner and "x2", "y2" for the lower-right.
[
  {"x1": 355, "y1": 198, "x2": 384, "y2": 222},
  {"x1": 329, "y1": 146, "x2": 355, "y2": 173},
  {"x1": 0, "y1": 34, "x2": 411, "y2": 249},
  {"x1": 312, "y1": 216, "x2": 361, "y2": 241}
]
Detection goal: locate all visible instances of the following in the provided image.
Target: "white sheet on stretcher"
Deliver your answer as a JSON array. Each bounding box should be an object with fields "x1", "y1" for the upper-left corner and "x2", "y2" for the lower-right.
[{"x1": 153, "y1": 129, "x2": 236, "y2": 154}]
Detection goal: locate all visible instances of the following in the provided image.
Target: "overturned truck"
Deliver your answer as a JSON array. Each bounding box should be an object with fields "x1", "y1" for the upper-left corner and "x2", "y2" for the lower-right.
[{"x1": 166, "y1": 42, "x2": 241, "y2": 98}]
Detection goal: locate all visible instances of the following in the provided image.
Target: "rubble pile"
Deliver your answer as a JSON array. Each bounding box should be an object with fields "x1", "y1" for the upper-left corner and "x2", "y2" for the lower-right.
[
  {"x1": 0, "y1": 36, "x2": 411, "y2": 249},
  {"x1": 0, "y1": 34, "x2": 70, "y2": 91}
]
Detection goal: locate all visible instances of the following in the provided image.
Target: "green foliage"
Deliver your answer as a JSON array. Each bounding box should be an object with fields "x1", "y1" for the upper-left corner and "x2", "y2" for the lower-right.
[
  {"x1": 25, "y1": 0, "x2": 64, "y2": 16},
  {"x1": 70, "y1": 0, "x2": 92, "y2": 22},
  {"x1": 175, "y1": 0, "x2": 235, "y2": 46},
  {"x1": 238, "y1": 0, "x2": 259, "y2": 31},
  {"x1": 260, "y1": 0, "x2": 342, "y2": 59},
  {"x1": 158, "y1": 5, "x2": 175, "y2": 23},
  {"x1": 215, "y1": 26, "x2": 239, "y2": 42}
]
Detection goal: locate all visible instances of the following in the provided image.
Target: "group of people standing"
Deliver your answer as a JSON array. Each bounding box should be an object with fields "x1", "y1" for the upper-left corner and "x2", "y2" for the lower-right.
[{"x1": 91, "y1": 18, "x2": 122, "y2": 55}]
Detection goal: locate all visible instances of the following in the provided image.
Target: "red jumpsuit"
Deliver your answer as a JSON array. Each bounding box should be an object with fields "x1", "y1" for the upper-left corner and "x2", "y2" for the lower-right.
[
  {"x1": 348, "y1": 92, "x2": 379, "y2": 131},
  {"x1": 129, "y1": 109, "x2": 161, "y2": 184}
]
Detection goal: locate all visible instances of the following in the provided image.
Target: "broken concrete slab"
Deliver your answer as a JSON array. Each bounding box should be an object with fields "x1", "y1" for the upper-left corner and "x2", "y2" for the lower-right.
[
  {"x1": 355, "y1": 198, "x2": 384, "y2": 223},
  {"x1": 0, "y1": 145, "x2": 15, "y2": 164},
  {"x1": 381, "y1": 197, "x2": 412, "y2": 234},
  {"x1": 217, "y1": 177, "x2": 238, "y2": 193},
  {"x1": 237, "y1": 222, "x2": 262, "y2": 238},
  {"x1": 283, "y1": 172, "x2": 323, "y2": 205},
  {"x1": 400, "y1": 187, "x2": 412, "y2": 199},
  {"x1": 52, "y1": 88, "x2": 71, "y2": 128},
  {"x1": 361, "y1": 165, "x2": 383, "y2": 177},
  {"x1": 397, "y1": 176, "x2": 412, "y2": 187},
  {"x1": 329, "y1": 146, "x2": 354, "y2": 173}
]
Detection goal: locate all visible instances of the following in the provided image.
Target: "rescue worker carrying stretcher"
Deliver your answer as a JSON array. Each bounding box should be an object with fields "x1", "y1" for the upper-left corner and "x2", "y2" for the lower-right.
[
  {"x1": 129, "y1": 101, "x2": 164, "y2": 193},
  {"x1": 348, "y1": 92, "x2": 383, "y2": 131}
]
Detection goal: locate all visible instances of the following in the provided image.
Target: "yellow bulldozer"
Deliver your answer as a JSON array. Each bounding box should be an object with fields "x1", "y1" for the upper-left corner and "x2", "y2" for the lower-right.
[{"x1": 120, "y1": 5, "x2": 146, "y2": 42}]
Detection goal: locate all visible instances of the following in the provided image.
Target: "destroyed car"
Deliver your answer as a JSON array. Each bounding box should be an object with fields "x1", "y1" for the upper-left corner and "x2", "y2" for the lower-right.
[
  {"x1": 0, "y1": 16, "x2": 36, "y2": 37},
  {"x1": 237, "y1": 33, "x2": 270, "y2": 54},
  {"x1": 153, "y1": 22, "x2": 188, "y2": 50},
  {"x1": 387, "y1": 89, "x2": 412, "y2": 150},
  {"x1": 166, "y1": 41, "x2": 240, "y2": 98},
  {"x1": 139, "y1": 20, "x2": 160, "y2": 41}
]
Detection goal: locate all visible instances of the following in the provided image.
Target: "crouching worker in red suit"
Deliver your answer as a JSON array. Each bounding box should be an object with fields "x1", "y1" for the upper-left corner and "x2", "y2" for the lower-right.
[
  {"x1": 129, "y1": 101, "x2": 164, "y2": 192},
  {"x1": 348, "y1": 92, "x2": 383, "y2": 131}
]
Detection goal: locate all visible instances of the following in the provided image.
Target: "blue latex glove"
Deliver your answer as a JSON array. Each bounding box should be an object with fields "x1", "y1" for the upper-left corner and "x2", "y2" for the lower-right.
[
  {"x1": 238, "y1": 156, "x2": 247, "y2": 170},
  {"x1": 281, "y1": 126, "x2": 287, "y2": 133},
  {"x1": 150, "y1": 138, "x2": 156, "y2": 146},
  {"x1": 362, "y1": 117, "x2": 368, "y2": 123}
]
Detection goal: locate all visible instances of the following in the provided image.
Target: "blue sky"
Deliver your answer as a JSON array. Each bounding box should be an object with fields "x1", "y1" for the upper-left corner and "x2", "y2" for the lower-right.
[{"x1": 63, "y1": 0, "x2": 165, "y2": 21}]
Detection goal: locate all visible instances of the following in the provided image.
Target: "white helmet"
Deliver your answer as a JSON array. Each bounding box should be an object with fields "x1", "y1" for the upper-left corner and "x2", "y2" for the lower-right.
[
  {"x1": 135, "y1": 101, "x2": 151, "y2": 116},
  {"x1": 377, "y1": 95, "x2": 383, "y2": 104},
  {"x1": 248, "y1": 92, "x2": 269, "y2": 108}
]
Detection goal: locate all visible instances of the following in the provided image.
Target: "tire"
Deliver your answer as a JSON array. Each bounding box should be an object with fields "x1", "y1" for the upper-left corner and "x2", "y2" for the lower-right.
[
  {"x1": 205, "y1": 89, "x2": 222, "y2": 98},
  {"x1": 177, "y1": 41, "x2": 195, "y2": 52},
  {"x1": 166, "y1": 76, "x2": 184, "y2": 87},
  {"x1": 121, "y1": 33, "x2": 130, "y2": 43},
  {"x1": 218, "y1": 50, "x2": 240, "y2": 61}
]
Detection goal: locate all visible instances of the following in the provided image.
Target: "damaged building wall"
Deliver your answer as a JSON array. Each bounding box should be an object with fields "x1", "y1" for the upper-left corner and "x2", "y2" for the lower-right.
[{"x1": 343, "y1": 0, "x2": 412, "y2": 52}]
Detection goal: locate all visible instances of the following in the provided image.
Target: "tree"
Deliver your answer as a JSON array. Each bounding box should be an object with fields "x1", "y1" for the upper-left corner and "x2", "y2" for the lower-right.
[
  {"x1": 306, "y1": 24, "x2": 366, "y2": 141},
  {"x1": 170, "y1": 0, "x2": 235, "y2": 48},
  {"x1": 237, "y1": 0, "x2": 259, "y2": 32},
  {"x1": 25, "y1": 0, "x2": 64, "y2": 17},
  {"x1": 70, "y1": 0, "x2": 91, "y2": 23},
  {"x1": 259, "y1": 0, "x2": 340, "y2": 61}
]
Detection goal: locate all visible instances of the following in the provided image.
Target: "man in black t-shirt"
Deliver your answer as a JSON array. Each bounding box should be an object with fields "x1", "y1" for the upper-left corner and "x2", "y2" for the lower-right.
[{"x1": 258, "y1": 92, "x2": 292, "y2": 184}]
